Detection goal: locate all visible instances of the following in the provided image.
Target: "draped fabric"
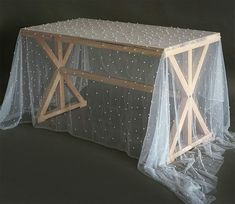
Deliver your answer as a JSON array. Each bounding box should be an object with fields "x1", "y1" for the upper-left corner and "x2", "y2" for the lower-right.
[
  {"x1": 0, "y1": 19, "x2": 234, "y2": 203},
  {"x1": 138, "y1": 42, "x2": 235, "y2": 203}
]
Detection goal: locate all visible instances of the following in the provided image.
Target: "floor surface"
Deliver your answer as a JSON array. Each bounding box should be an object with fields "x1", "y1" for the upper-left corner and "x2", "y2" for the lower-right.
[{"x1": 0, "y1": 123, "x2": 234, "y2": 204}]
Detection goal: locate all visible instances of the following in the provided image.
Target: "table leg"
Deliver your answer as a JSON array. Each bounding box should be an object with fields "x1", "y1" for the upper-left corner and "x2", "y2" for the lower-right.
[
  {"x1": 167, "y1": 43, "x2": 212, "y2": 163},
  {"x1": 35, "y1": 37, "x2": 87, "y2": 123}
]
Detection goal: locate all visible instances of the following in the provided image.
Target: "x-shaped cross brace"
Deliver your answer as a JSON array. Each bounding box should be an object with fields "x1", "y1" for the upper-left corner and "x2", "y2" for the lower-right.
[
  {"x1": 167, "y1": 44, "x2": 213, "y2": 163},
  {"x1": 35, "y1": 37, "x2": 87, "y2": 123}
]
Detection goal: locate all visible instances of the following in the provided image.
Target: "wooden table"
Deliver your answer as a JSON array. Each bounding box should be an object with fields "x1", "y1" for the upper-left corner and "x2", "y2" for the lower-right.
[{"x1": 21, "y1": 18, "x2": 220, "y2": 163}]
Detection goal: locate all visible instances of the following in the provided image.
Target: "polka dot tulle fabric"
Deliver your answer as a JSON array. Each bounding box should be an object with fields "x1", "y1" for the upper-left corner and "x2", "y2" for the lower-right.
[
  {"x1": 26, "y1": 18, "x2": 215, "y2": 49},
  {"x1": 0, "y1": 18, "x2": 234, "y2": 204}
]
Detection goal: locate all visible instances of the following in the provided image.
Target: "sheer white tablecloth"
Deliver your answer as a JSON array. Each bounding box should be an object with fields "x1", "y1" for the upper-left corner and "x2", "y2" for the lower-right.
[{"x1": 0, "y1": 18, "x2": 234, "y2": 204}]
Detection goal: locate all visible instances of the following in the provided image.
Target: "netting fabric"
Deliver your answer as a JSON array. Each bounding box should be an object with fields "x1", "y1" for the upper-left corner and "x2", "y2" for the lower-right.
[{"x1": 0, "y1": 29, "x2": 234, "y2": 204}]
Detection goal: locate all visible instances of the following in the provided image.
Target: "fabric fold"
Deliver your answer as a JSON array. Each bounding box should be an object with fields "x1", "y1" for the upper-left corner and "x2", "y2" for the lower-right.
[{"x1": 0, "y1": 31, "x2": 234, "y2": 204}]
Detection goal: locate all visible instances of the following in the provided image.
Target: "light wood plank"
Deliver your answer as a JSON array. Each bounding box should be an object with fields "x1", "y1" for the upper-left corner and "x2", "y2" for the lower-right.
[
  {"x1": 168, "y1": 133, "x2": 213, "y2": 163},
  {"x1": 63, "y1": 75, "x2": 87, "y2": 106},
  {"x1": 62, "y1": 43, "x2": 74, "y2": 66},
  {"x1": 62, "y1": 68, "x2": 154, "y2": 93},
  {"x1": 38, "y1": 102, "x2": 85, "y2": 123},
  {"x1": 165, "y1": 33, "x2": 220, "y2": 57},
  {"x1": 21, "y1": 29, "x2": 163, "y2": 57},
  {"x1": 169, "y1": 99, "x2": 190, "y2": 155},
  {"x1": 59, "y1": 75, "x2": 65, "y2": 108},
  {"x1": 192, "y1": 45, "x2": 209, "y2": 91},
  {"x1": 187, "y1": 103, "x2": 193, "y2": 145},
  {"x1": 187, "y1": 50, "x2": 193, "y2": 145},
  {"x1": 37, "y1": 71, "x2": 61, "y2": 119},
  {"x1": 191, "y1": 99, "x2": 210, "y2": 135},
  {"x1": 36, "y1": 37, "x2": 60, "y2": 68},
  {"x1": 57, "y1": 38, "x2": 63, "y2": 64},
  {"x1": 168, "y1": 55, "x2": 190, "y2": 96}
]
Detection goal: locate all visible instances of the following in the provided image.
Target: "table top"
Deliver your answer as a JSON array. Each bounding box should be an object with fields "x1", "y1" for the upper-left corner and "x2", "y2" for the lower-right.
[{"x1": 24, "y1": 18, "x2": 219, "y2": 50}]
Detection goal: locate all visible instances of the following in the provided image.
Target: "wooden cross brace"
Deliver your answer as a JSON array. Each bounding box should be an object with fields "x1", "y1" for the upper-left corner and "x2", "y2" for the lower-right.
[
  {"x1": 167, "y1": 44, "x2": 213, "y2": 163},
  {"x1": 36, "y1": 37, "x2": 87, "y2": 123}
]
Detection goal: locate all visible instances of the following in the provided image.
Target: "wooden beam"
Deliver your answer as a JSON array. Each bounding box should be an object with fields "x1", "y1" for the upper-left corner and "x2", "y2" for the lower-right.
[
  {"x1": 56, "y1": 38, "x2": 63, "y2": 64},
  {"x1": 37, "y1": 71, "x2": 61, "y2": 120},
  {"x1": 61, "y1": 68, "x2": 154, "y2": 93},
  {"x1": 168, "y1": 55, "x2": 190, "y2": 96},
  {"x1": 59, "y1": 75, "x2": 65, "y2": 108},
  {"x1": 191, "y1": 99, "x2": 210, "y2": 135},
  {"x1": 164, "y1": 33, "x2": 220, "y2": 57},
  {"x1": 62, "y1": 43, "x2": 74, "y2": 66},
  {"x1": 192, "y1": 44, "x2": 209, "y2": 91},
  {"x1": 63, "y1": 75, "x2": 87, "y2": 106},
  {"x1": 169, "y1": 99, "x2": 190, "y2": 155},
  {"x1": 38, "y1": 102, "x2": 85, "y2": 123},
  {"x1": 169, "y1": 98, "x2": 187, "y2": 147},
  {"x1": 187, "y1": 50, "x2": 193, "y2": 145},
  {"x1": 188, "y1": 50, "x2": 193, "y2": 93},
  {"x1": 168, "y1": 133, "x2": 213, "y2": 163},
  {"x1": 187, "y1": 103, "x2": 193, "y2": 145},
  {"x1": 36, "y1": 37, "x2": 60, "y2": 68},
  {"x1": 21, "y1": 28, "x2": 163, "y2": 57}
]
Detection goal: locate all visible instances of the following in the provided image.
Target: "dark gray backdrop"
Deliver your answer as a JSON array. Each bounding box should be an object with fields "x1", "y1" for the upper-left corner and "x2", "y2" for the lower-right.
[
  {"x1": 0, "y1": 0, "x2": 234, "y2": 123},
  {"x1": 0, "y1": 1, "x2": 234, "y2": 204}
]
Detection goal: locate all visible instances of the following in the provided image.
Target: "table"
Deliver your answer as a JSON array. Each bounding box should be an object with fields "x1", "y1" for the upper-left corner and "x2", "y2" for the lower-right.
[
  {"x1": 1, "y1": 18, "x2": 233, "y2": 204},
  {"x1": 20, "y1": 18, "x2": 220, "y2": 163}
]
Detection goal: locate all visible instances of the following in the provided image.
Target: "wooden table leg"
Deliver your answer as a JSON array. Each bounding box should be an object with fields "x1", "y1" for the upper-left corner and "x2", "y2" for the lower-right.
[
  {"x1": 35, "y1": 36, "x2": 87, "y2": 123},
  {"x1": 167, "y1": 43, "x2": 213, "y2": 163}
]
